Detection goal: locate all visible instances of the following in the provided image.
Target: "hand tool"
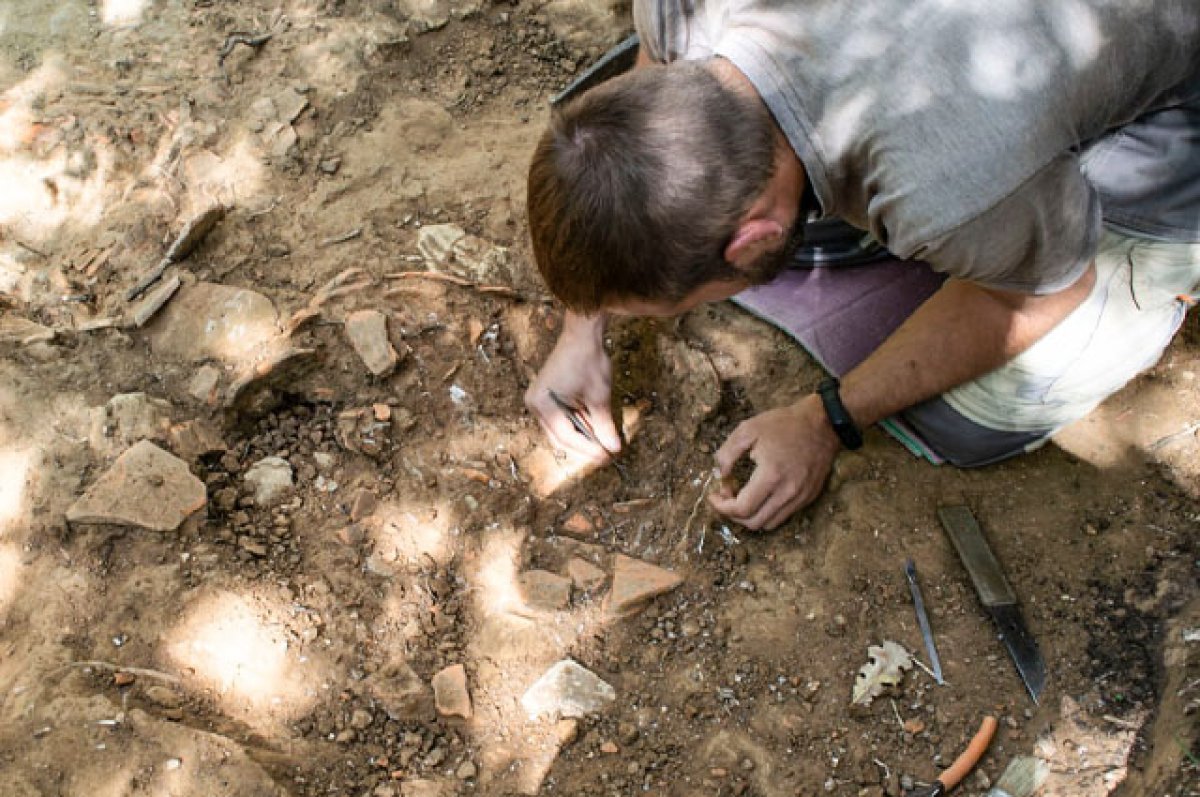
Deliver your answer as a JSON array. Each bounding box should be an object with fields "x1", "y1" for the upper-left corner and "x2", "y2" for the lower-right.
[
  {"x1": 906, "y1": 715, "x2": 997, "y2": 796},
  {"x1": 550, "y1": 34, "x2": 640, "y2": 107},
  {"x1": 938, "y1": 505, "x2": 1046, "y2": 703},
  {"x1": 547, "y1": 390, "x2": 630, "y2": 480},
  {"x1": 904, "y1": 559, "x2": 944, "y2": 684}
]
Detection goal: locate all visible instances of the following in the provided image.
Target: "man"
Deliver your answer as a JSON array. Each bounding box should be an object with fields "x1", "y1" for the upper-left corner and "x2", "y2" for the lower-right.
[{"x1": 525, "y1": 0, "x2": 1200, "y2": 530}]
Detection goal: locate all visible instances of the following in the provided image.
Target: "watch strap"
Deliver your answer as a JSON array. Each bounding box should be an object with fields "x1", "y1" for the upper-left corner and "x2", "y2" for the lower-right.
[{"x1": 817, "y1": 377, "x2": 863, "y2": 450}]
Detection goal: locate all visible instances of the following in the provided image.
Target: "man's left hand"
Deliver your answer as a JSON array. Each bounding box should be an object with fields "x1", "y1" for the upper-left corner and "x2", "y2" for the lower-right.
[{"x1": 709, "y1": 394, "x2": 841, "y2": 530}]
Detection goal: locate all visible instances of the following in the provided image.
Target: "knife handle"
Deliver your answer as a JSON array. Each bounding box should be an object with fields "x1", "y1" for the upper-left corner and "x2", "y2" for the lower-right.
[{"x1": 938, "y1": 506, "x2": 1016, "y2": 607}]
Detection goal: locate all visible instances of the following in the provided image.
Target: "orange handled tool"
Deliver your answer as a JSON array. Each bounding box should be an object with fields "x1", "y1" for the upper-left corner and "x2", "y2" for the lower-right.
[{"x1": 907, "y1": 716, "x2": 997, "y2": 797}]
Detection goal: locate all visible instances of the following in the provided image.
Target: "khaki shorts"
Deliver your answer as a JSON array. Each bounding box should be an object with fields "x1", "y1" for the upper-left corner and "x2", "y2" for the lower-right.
[{"x1": 904, "y1": 229, "x2": 1199, "y2": 466}]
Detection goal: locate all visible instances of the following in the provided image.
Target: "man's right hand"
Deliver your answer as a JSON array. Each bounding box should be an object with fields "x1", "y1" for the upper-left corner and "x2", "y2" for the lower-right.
[{"x1": 525, "y1": 311, "x2": 623, "y2": 461}]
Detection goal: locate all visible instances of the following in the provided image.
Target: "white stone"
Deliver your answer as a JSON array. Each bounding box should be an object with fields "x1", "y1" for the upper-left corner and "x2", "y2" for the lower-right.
[
  {"x1": 520, "y1": 659, "x2": 615, "y2": 720},
  {"x1": 244, "y1": 457, "x2": 293, "y2": 505}
]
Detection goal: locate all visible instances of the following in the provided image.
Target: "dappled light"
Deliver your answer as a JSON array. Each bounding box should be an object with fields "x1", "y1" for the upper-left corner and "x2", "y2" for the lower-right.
[
  {"x1": 0, "y1": 544, "x2": 20, "y2": 617},
  {"x1": 100, "y1": 0, "x2": 149, "y2": 28},
  {"x1": 373, "y1": 502, "x2": 455, "y2": 568},
  {"x1": 164, "y1": 590, "x2": 323, "y2": 732},
  {"x1": 0, "y1": 447, "x2": 33, "y2": 536}
]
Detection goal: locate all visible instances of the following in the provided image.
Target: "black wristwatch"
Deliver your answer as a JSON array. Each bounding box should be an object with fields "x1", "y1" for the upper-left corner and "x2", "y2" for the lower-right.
[{"x1": 817, "y1": 377, "x2": 863, "y2": 450}]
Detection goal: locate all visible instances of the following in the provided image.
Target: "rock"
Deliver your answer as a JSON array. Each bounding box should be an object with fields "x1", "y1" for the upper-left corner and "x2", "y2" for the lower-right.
[
  {"x1": 275, "y1": 87, "x2": 309, "y2": 123},
  {"x1": 168, "y1": 420, "x2": 226, "y2": 463},
  {"x1": 562, "y1": 511, "x2": 594, "y2": 535},
  {"x1": 350, "y1": 488, "x2": 378, "y2": 521},
  {"x1": 567, "y1": 557, "x2": 607, "y2": 592},
  {"x1": 431, "y1": 664, "x2": 472, "y2": 719},
  {"x1": 605, "y1": 555, "x2": 684, "y2": 617},
  {"x1": 149, "y1": 282, "x2": 280, "y2": 364},
  {"x1": 455, "y1": 760, "x2": 477, "y2": 780},
  {"x1": 67, "y1": 441, "x2": 206, "y2": 532},
  {"x1": 90, "y1": 392, "x2": 172, "y2": 452},
  {"x1": 520, "y1": 659, "x2": 615, "y2": 720},
  {"x1": 600, "y1": 741, "x2": 619, "y2": 754},
  {"x1": 243, "y1": 457, "x2": 293, "y2": 505},
  {"x1": 0, "y1": 316, "x2": 55, "y2": 345},
  {"x1": 350, "y1": 708, "x2": 374, "y2": 730},
  {"x1": 128, "y1": 274, "x2": 181, "y2": 327},
  {"x1": 366, "y1": 661, "x2": 434, "y2": 721},
  {"x1": 143, "y1": 685, "x2": 183, "y2": 709},
  {"x1": 313, "y1": 452, "x2": 335, "y2": 472},
  {"x1": 417, "y1": 223, "x2": 511, "y2": 285},
  {"x1": 238, "y1": 537, "x2": 267, "y2": 557},
  {"x1": 188, "y1": 365, "x2": 221, "y2": 404},
  {"x1": 400, "y1": 780, "x2": 447, "y2": 797},
  {"x1": 344, "y1": 310, "x2": 399, "y2": 377},
  {"x1": 519, "y1": 569, "x2": 572, "y2": 612}
]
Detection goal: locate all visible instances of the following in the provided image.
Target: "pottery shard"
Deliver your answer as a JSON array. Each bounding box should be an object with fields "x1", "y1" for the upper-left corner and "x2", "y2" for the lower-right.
[
  {"x1": 367, "y1": 661, "x2": 434, "y2": 721},
  {"x1": 67, "y1": 441, "x2": 206, "y2": 532},
  {"x1": 520, "y1": 659, "x2": 615, "y2": 720},
  {"x1": 431, "y1": 664, "x2": 472, "y2": 719},
  {"x1": 606, "y1": 554, "x2": 684, "y2": 617},
  {"x1": 344, "y1": 310, "x2": 399, "y2": 376},
  {"x1": 519, "y1": 569, "x2": 572, "y2": 612},
  {"x1": 149, "y1": 282, "x2": 280, "y2": 364}
]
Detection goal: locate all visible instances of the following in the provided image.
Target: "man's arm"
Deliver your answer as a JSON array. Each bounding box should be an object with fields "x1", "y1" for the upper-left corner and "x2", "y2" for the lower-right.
[{"x1": 710, "y1": 264, "x2": 1097, "y2": 529}]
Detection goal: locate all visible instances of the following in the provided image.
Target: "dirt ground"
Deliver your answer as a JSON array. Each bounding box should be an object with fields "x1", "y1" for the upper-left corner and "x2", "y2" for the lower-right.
[{"x1": 0, "y1": 2, "x2": 1197, "y2": 796}]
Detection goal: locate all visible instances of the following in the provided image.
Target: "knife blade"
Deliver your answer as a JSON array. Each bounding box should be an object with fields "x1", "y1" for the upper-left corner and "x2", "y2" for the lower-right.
[
  {"x1": 904, "y1": 559, "x2": 944, "y2": 685},
  {"x1": 938, "y1": 505, "x2": 1046, "y2": 703}
]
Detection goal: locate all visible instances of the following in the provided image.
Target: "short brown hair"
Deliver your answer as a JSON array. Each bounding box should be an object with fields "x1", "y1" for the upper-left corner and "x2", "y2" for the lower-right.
[{"x1": 527, "y1": 61, "x2": 776, "y2": 312}]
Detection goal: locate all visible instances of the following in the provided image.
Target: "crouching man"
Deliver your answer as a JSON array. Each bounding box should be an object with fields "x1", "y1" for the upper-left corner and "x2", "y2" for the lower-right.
[{"x1": 525, "y1": 0, "x2": 1200, "y2": 530}]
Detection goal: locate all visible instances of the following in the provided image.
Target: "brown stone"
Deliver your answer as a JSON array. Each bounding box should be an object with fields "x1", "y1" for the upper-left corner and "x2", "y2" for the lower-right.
[
  {"x1": 67, "y1": 441, "x2": 207, "y2": 532},
  {"x1": 344, "y1": 310, "x2": 399, "y2": 376},
  {"x1": 366, "y1": 661, "x2": 434, "y2": 721},
  {"x1": 350, "y1": 489, "x2": 378, "y2": 522},
  {"x1": 600, "y1": 741, "x2": 619, "y2": 754},
  {"x1": 431, "y1": 663, "x2": 472, "y2": 719},
  {"x1": 567, "y1": 557, "x2": 607, "y2": 592},
  {"x1": 562, "y1": 511, "x2": 594, "y2": 534},
  {"x1": 606, "y1": 554, "x2": 684, "y2": 617},
  {"x1": 149, "y1": 282, "x2": 280, "y2": 364},
  {"x1": 168, "y1": 419, "x2": 227, "y2": 462},
  {"x1": 519, "y1": 569, "x2": 572, "y2": 612}
]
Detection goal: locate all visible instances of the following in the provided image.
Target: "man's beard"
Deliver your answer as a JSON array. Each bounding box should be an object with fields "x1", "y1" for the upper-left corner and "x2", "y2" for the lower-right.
[{"x1": 739, "y1": 217, "x2": 808, "y2": 286}]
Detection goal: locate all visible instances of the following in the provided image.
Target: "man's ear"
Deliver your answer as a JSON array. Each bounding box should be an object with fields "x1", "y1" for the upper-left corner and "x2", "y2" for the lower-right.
[{"x1": 724, "y1": 218, "x2": 785, "y2": 270}]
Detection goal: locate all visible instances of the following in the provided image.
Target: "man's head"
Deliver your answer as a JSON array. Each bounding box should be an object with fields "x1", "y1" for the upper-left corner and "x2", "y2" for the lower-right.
[{"x1": 527, "y1": 60, "x2": 803, "y2": 314}]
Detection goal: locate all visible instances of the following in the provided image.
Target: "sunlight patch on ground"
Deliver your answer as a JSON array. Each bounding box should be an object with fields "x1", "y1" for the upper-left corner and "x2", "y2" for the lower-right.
[
  {"x1": 100, "y1": 0, "x2": 148, "y2": 27},
  {"x1": 179, "y1": 136, "x2": 267, "y2": 209},
  {"x1": 0, "y1": 447, "x2": 33, "y2": 536},
  {"x1": 463, "y1": 526, "x2": 614, "y2": 792},
  {"x1": 0, "y1": 544, "x2": 20, "y2": 618},
  {"x1": 373, "y1": 503, "x2": 455, "y2": 568},
  {"x1": 164, "y1": 590, "x2": 322, "y2": 731}
]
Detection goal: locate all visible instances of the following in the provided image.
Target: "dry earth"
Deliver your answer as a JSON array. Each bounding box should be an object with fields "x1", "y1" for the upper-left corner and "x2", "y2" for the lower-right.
[{"x1": 0, "y1": 2, "x2": 1196, "y2": 796}]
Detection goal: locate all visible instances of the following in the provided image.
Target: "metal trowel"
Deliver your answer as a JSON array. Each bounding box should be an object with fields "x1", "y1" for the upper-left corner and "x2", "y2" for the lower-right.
[{"x1": 938, "y1": 505, "x2": 1046, "y2": 703}]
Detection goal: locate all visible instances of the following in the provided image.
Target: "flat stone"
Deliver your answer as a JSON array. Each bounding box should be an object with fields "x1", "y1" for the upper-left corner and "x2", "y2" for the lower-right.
[
  {"x1": 0, "y1": 316, "x2": 55, "y2": 345},
  {"x1": 519, "y1": 569, "x2": 572, "y2": 612},
  {"x1": 567, "y1": 557, "x2": 607, "y2": 592},
  {"x1": 67, "y1": 441, "x2": 206, "y2": 532},
  {"x1": 431, "y1": 663, "x2": 472, "y2": 719},
  {"x1": 89, "y1": 392, "x2": 172, "y2": 452},
  {"x1": 400, "y1": 780, "x2": 447, "y2": 797},
  {"x1": 243, "y1": 456, "x2": 293, "y2": 505},
  {"x1": 562, "y1": 511, "x2": 594, "y2": 535},
  {"x1": 344, "y1": 310, "x2": 399, "y2": 377},
  {"x1": 349, "y1": 488, "x2": 377, "y2": 522},
  {"x1": 149, "y1": 282, "x2": 280, "y2": 364},
  {"x1": 168, "y1": 419, "x2": 227, "y2": 463},
  {"x1": 520, "y1": 659, "x2": 615, "y2": 720},
  {"x1": 606, "y1": 554, "x2": 684, "y2": 617},
  {"x1": 366, "y1": 661, "x2": 434, "y2": 721},
  {"x1": 188, "y1": 365, "x2": 221, "y2": 404}
]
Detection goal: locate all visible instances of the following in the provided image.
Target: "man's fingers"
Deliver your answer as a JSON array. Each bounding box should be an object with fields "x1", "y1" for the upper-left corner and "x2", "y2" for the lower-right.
[
  {"x1": 582, "y1": 403, "x2": 623, "y2": 453},
  {"x1": 542, "y1": 411, "x2": 610, "y2": 461},
  {"x1": 714, "y1": 423, "x2": 756, "y2": 476},
  {"x1": 709, "y1": 468, "x2": 778, "y2": 526}
]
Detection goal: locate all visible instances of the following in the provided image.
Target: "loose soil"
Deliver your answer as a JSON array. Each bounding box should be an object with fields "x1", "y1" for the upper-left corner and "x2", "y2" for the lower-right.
[{"x1": 0, "y1": 2, "x2": 1196, "y2": 796}]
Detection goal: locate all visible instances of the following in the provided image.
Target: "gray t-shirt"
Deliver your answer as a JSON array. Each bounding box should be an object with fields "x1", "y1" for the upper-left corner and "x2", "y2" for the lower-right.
[{"x1": 633, "y1": 0, "x2": 1200, "y2": 293}]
